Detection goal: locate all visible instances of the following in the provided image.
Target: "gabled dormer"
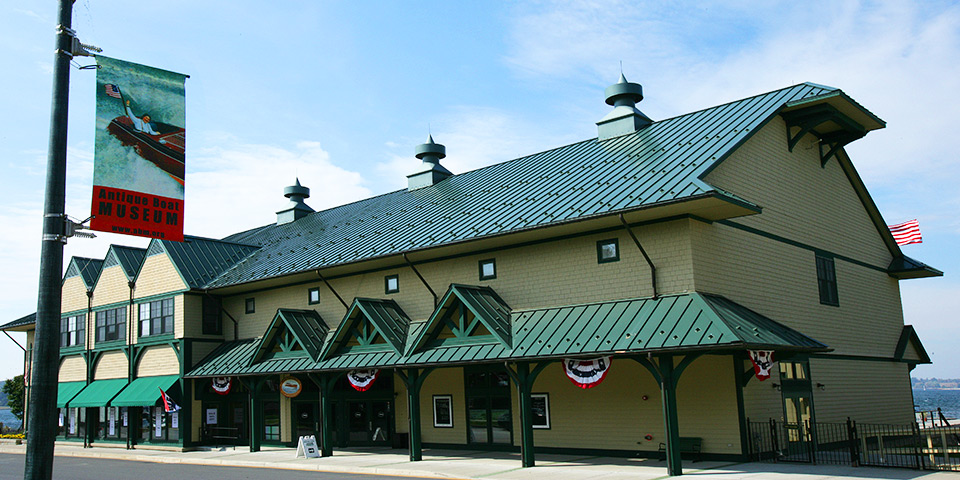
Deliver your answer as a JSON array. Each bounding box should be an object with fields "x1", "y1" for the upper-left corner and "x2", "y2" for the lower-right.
[
  {"x1": 64, "y1": 257, "x2": 104, "y2": 289},
  {"x1": 320, "y1": 299, "x2": 410, "y2": 359},
  {"x1": 250, "y1": 309, "x2": 328, "y2": 364},
  {"x1": 408, "y1": 284, "x2": 511, "y2": 354}
]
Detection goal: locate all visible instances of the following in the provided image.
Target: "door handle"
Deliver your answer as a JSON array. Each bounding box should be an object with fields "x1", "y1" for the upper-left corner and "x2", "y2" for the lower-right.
[{"x1": 369, "y1": 421, "x2": 372, "y2": 430}]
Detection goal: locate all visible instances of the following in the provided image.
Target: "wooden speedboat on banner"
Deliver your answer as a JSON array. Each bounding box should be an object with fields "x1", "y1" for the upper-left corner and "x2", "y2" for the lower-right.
[{"x1": 107, "y1": 115, "x2": 186, "y2": 184}]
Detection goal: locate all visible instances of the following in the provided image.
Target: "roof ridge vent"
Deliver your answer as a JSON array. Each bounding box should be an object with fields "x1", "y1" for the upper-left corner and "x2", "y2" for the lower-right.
[
  {"x1": 597, "y1": 73, "x2": 652, "y2": 141},
  {"x1": 407, "y1": 134, "x2": 453, "y2": 190},
  {"x1": 276, "y1": 177, "x2": 315, "y2": 225}
]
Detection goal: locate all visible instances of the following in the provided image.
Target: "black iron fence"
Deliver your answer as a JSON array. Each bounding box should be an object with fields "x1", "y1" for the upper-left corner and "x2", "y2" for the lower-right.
[{"x1": 748, "y1": 419, "x2": 960, "y2": 471}]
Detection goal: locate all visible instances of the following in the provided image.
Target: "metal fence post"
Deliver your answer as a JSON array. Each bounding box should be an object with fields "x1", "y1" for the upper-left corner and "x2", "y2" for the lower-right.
[{"x1": 769, "y1": 419, "x2": 780, "y2": 462}]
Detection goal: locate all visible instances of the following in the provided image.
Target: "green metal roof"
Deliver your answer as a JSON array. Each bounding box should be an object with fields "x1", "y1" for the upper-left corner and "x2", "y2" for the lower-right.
[
  {"x1": 1, "y1": 312, "x2": 36, "y2": 331},
  {"x1": 57, "y1": 381, "x2": 87, "y2": 408},
  {"x1": 111, "y1": 375, "x2": 180, "y2": 407},
  {"x1": 64, "y1": 257, "x2": 104, "y2": 288},
  {"x1": 186, "y1": 292, "x2": 827, "y2": 377},
  {"x1": 68, "y1": 378, "x2": 128, "y2": 408},
  {"x1": 210, "y1": 83, "x2": 844, "y2": 289},
  {"x1": 96, "y1": 245, "x2": 146, "y2": 283},
  {"x1": 152, "y1": 235, "x2": 259, "y2": 289},
  {"x1": 251, "y1": 309, "x2": 328, "y2": 364}
]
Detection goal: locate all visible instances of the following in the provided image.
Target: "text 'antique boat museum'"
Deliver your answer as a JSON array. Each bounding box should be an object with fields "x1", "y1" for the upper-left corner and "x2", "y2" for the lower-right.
[{"x1": 2, "y1": 76, "x2": 940, "y2": 475}]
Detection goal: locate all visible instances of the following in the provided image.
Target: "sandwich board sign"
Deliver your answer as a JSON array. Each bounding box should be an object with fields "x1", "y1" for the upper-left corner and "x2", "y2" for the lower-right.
[{"x1": 296, "y1": 435, "x2": 320, "y2": 458}]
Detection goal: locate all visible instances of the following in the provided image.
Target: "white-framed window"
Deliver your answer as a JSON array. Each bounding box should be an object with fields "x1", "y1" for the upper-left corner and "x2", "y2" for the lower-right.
[
  {"x1": 433, "y1": 395, "x2": 453, "y2": 428},
  {"x1": 139, "y1": 298, "x2": 174, "y2": 337},
  {"x1": 532, "y1": 393, "x2": 550, "y2": 429},
  {"x1": 60, "y1": 314, "x2": 85, "y2": 347}
]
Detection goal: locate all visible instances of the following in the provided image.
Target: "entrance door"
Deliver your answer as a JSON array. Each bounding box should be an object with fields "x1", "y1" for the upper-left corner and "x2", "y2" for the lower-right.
[
  {"x1": 779, "y1": 361, "x2": 815, "y2": 461},
  {"x1": 293, "y1": 401, "x2": 318, "y2": 440},
  {"x1": 345, "y1": 400, "x2": 391, "y2": 445},
  {"x1": 465, "y1": 367, "x2": 513, "y2": 446}
]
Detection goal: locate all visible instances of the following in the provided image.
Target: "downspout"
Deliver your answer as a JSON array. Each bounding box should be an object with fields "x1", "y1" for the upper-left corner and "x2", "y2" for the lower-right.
[
  {"x1": 203, "y1": 291, "x2": 238, "y2": 341},
  {"x1": 83, "y1": 290, "x2": 93, "y2": 449},
  {"x1": 402, "y1": 253, "x2": 437, "y2": 308},
  {"x1": 316, "y1": 271, "x2": 349, "y2": 311},
  {"x1": 618, "y1": 214, "x2": 658, "y2": 299},
  {"x1": 126, "y1": 280, "x2": 135, "y2": 450}
]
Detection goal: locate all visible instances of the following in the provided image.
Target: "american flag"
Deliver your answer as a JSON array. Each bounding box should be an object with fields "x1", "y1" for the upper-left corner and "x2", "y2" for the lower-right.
[
  {"x1": 888, "y1": 219, "x2": 922, "y2": 246},
  {"x1": 105, "y1": 84, "x2": 122, "y2": 99}
]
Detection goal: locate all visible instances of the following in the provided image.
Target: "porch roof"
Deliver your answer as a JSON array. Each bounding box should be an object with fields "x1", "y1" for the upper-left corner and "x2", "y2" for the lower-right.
[{"x1": 185, "y1": 292, "x2": 828, "y2": 378}]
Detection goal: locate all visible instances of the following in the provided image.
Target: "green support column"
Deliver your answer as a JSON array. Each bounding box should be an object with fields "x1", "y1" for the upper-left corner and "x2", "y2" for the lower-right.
[
  {"x1": 319, "y1": 374, "x2": 334, "y2": 457},
  {"x1": 245, "y1": 378, "x2": 262, "y2": 453},
  {"x1": 407, "y1": 369, "x2": 422, "y2": 461},
  {"x1": 659, "y1": 355, "x2": 683, "y2": 476},
  {"x1": 397, "y1": 368, "x2": 435, "y2": 462},
  {"x1": 504, "y1": 361, "x2": 551, "y2": 468}
]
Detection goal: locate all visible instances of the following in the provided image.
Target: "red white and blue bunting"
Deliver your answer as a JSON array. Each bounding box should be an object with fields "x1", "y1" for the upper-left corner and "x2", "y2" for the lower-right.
[
  {"x1": 212, "y1": 377, "x2": 231, "y2": 395},
  {"x1": 563, "y1": 357, "x2": 611, "y2": 389},
  {"x1": 748, "y1": 350, "x2": 775, "y2": 381},
  {"x1": 347, "y1": 369, "x2": 380, "y2": 391}
]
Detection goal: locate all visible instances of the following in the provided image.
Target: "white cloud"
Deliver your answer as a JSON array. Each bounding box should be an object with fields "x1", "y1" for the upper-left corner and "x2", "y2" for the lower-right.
[{"x1": 185, "y1": 138, "x2": 372, "y2": 238}]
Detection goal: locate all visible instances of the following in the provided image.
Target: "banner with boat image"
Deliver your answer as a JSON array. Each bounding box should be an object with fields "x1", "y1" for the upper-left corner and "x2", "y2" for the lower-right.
[{"x1": 91, "y1": 56, "x2": 187, "y2": 241}]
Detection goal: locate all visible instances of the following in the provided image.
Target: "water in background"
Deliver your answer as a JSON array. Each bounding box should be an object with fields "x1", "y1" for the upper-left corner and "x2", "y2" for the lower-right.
[
  {"x1": 914, "y1": 389, "x2": 960, "y2": 421},
  {"x1": 0, "y1": 408, "x2": 21, "y2": 431}
]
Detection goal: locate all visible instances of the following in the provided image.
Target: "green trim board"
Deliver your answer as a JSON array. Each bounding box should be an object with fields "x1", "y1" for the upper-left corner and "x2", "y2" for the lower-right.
[
  {"x1": 57, "y1": 381, "x2": 87, "y2": 408},
  {"x1": 68, "y1": 378, "x2": 128, "y2": 408},
  {"x1": 894, "y1": 325, "x2": 931, "y2": 364},
  {"x1": 111, "y1": 375, "x2": 180, "y2": 406}
]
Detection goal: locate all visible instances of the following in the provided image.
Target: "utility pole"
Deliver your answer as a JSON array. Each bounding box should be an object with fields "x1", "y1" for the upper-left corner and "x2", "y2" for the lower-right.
[{"x1": 26, "y1": 0, "x2": 74, "y2": 478}]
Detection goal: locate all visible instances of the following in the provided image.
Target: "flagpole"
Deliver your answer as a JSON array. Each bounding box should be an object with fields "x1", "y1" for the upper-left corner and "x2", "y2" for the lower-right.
[{"x1": 26, "y1": 0, "x2": 74, "y2": 478}]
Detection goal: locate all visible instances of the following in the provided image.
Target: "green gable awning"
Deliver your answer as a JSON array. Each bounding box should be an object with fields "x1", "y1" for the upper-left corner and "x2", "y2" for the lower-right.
[
  {"x1": 68, "y1": 379, "x2": 128, "y2": 408},
  {"x1": 57, "y1": 381, "x2": 87, "y2": 408},
  {"x1": 111, "y1": 375, "x2": 180, "y2": 407}
]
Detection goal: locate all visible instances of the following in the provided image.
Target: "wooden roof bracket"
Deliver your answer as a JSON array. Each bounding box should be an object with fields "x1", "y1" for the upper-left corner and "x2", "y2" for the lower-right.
[
  {"x1": 782, "y1": 104, "x2": 866, "y2": 167},
  {"x1": 818, "y1": 130, "x2": 865, "y2": 168},
  {"x1": 403, "y1": 253, "x2": 438, "y2": 308},
  {"x1": 619, "y1": 213, "x2": 657, "y2": 299}
]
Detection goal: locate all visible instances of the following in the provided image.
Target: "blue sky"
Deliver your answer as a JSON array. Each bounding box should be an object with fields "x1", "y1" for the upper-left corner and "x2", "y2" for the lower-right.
[{"x1": 1, "y1": 1, "x2": 958, "y2": 381}]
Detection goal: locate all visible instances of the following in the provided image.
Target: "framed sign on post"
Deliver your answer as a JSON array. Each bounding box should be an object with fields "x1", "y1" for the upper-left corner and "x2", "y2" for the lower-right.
[
  {"x1": 531, "y1": 393, "x2": 550, "y2": 429},
  {"x1": 433, "y1": 395, "x2": 453, "y2": 428}
]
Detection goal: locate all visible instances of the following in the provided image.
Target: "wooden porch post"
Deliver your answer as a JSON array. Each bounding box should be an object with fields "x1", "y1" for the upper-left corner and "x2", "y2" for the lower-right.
[
  {"x1": 505, "y1": 361, "x2": 552, "y2": 468},
  {"x1": 398, "y1": 367, "x2": 435, "y2": 462},
  {"x1": 319, "y1": 374, "x2": 335, "y2": 457},
  {"x1": 659, "y1": 355, "x2": 682, "y2": 476}
]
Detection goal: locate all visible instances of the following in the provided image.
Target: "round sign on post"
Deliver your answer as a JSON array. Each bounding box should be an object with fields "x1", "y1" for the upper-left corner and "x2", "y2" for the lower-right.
[{"x1": 280, "y1": 377, "x2": 302, "y2": 398}]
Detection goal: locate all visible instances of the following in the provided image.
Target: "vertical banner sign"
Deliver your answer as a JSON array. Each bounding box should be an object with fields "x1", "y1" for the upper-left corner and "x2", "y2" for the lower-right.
[{"x1": 92, "y1": 56, "x2": 187, "y2": 241}]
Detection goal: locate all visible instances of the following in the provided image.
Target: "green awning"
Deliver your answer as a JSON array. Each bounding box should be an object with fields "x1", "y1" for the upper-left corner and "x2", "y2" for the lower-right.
[
  {"x1": 110, "y1": 375, "x2": 179, "y2": 407},
  {"x1": 57, "y1": 381, "x2": 87, "y2": 408},
  {"x1": 68, "y1": 378, "x2": 127, "y2": 408}
]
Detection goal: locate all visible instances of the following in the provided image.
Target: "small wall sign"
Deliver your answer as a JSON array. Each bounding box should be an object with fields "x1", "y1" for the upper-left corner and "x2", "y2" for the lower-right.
[{"x1": 281, "y1": 377, "x2": 303, "y2": 398}]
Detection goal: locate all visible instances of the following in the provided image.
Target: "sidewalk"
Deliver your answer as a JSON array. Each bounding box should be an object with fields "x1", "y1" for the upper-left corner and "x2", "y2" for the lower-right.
[{"x1": 1, "y1": 442, "x2": 958, "y2": 479}]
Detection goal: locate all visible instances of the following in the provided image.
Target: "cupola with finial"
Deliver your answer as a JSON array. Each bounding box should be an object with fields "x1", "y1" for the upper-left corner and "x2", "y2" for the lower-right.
[
  {"x1": 276, "y1": 178, "x2": 315, "y2": 224},
  {"x1": 596, "y1": 73, "x2": 653, "y2": 141},
  {"x1": 407, "y1": 134, "x2": 453, "y2": 190}
]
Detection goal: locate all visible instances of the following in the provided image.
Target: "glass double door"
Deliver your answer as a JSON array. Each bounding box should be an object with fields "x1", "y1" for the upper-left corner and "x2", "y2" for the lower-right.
[{"x1": 333, "y1": 400, "x2": 391, "y2": 447}]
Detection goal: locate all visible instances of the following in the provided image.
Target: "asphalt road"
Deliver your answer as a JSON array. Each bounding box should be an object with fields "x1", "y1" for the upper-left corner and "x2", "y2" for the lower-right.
[{"x1": 0, "y1": 453, "x2": 413, "y2": 480}]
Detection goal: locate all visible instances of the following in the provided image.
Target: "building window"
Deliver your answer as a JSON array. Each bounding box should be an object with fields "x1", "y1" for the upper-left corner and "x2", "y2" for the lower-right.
[
  {"x1": 202, "y1": 295, "x2": 222, "y2": 335},
  {"x1": 479, "y1": 259, "x2": 496, "y2": 280},
  {"x1": 531, "y1": 393, "x2": 550, "y2": 429},
  {"x1": 308, "y1": 287, "x2": 321, "y2": 305},
  {"x1": 263, "y1": 400, "x2": 281, "y2": 442},
  {"x1": 597, "y1": 238, "x2": 620, "y2": 263},
  {"x1": 385, "y1": 275, "x2": 399, "y2": 294},
  {"x1": 96, "y1": 307, "x2": 126, "y2": 343},
  {"x1": 816, "y1": 254, "x2": 839, "y2": 306},
  {"x1": 245, "y1": 298, "x2": 255, "y2": 314},
  {"x1": 60, "y1": 314, "x2": 85, "y2": 348},
  {"x1": 433, "y1": 395, "x2": 453, "y2": 428},
  {"x1": 139, "y1": 298, "x2": 174, "y2": 337}
]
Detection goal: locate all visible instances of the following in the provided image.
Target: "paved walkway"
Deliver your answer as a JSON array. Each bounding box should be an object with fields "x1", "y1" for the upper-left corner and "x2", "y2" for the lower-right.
[{"x1": 1, "y1": 443, "x2": 958, "y2": 479}]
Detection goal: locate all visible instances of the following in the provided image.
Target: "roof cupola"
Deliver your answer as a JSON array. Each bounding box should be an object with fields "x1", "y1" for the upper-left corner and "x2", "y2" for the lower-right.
[
  {"x1": 407, "y1": 134, "x2": 453, "y2": 190},
  {"x1": 276, "y1": 178, "x2": 315, "y2": 224},
  {"x1": 596, "y1": 73, "x2": 652, "y2": 141}
]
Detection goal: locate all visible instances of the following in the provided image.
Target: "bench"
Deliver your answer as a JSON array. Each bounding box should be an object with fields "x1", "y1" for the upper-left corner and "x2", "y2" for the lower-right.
[{"x1": 657, "y1": 437, "x2": 702, "y2": 462}]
